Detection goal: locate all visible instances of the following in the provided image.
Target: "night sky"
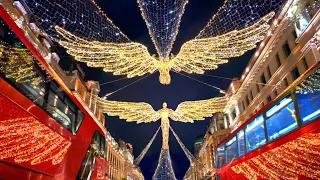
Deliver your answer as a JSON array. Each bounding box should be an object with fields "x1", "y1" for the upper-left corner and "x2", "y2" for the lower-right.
[{"x1": 62, "y1": 0, "x2": 253, "y2": 179}]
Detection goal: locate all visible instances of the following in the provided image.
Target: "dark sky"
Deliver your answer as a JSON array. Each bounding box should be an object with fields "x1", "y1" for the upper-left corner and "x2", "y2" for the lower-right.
[{"x1": 73, "y1": 0, "x2": 253, "y2": 179}]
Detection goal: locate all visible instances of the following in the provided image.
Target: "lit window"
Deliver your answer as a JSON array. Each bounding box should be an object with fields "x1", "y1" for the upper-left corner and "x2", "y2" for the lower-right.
[{"x1": 294, "y1": 13, "x2": 310, "y2": 37}]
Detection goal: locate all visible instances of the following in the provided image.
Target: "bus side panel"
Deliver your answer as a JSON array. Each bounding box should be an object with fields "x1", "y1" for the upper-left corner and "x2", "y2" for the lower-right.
[
  {"x1": 53, "y1": 114, "x2": 105, "y2": 180},
  {"x1": 0, "y1": 162, "x2": 53, "y2": 180}
]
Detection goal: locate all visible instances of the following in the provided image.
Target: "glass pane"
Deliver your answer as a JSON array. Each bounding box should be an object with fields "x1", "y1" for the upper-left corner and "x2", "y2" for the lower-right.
[
  {"x1": 296, "y1": 69, "x2": 320, "y2": 124},
  {"x1": 226, "y1": 136, "x2": 237, "y2": 163},
  {"x1": 245, "y1": 115, "x2": 266, "y2": 152},
  {"x1": 47, "y1": 91, "x2": 72, "y2": 130},
  {"x1": 266, "y1": 96, "x2": 298, "y2": 141},
  {"x1": 237, "y1": 130, "x2": 246, "y2": 157},
  {"x1": 76, "y1": 111, "x2": 85, "y2": 132},
  {"x1": 216, "y1": 145, "x2": 225, "y2": 168}
]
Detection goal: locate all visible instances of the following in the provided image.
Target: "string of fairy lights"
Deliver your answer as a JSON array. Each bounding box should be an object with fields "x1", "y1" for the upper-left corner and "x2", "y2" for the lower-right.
[
  {"x1": 0, "y1": 95, "x2": 71, "y2": 165},
  {"x1": 25, "y1": 0, "x2": 282, "y2": 85},
  {"x1": 153, "y1": 149, "x2": 177, "y2": 180},
  {"x1": 196, "y1": 0, "x2": 283, "y2": 39},
  {"x1": 231, "y1": 132, "x2": 320, "y2": 179},
  {"x1": 12, "y1": 0, "x2": 291, "y2": 178},
  {"x1": 134, "y1": 126, "x2": 161, "y2": 166},
  {"x1": 25, "y1": 0, "x2": 129, "y2": 43},
  {"x1": 0, "y1": 46, "x2": 43, "y2": 85},
  {"x1": 137, "y1": 0, "x2": 188, "y2": 58}
]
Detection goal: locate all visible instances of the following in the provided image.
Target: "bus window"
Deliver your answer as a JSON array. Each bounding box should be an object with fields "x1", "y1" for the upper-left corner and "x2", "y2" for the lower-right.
[
  {"x1": 237, "y1": 130, "x2": 246, "y2": 157},
  {"x1": 216, "y1": 145, "x2": 226, "y2": 168},
  {"x1": 266, "y1": 96, "x2": 298, "y2": 141},
  {"x1": 296, "y1": 69, "x2": 320, "y2": 125},
  {"x1": 226, "y1": 136, "x2": 237, "y2": 163},
  {"x1": 245, "y1": 115, "x2": 266, "y2": 152},
  {"x1": 77, "y1": 131, "x2": 106, "y2": 180}
]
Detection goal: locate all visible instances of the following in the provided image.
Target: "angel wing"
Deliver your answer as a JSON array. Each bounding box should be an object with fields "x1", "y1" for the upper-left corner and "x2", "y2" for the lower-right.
[
  {"x1": 169, "y1": 97, "x2": 227, "y2": 123},
  {"x1": 96, "y1": 97, "x2": 160, "y2": 124},
  {"x1": 55, "y1": 26, "x2": 159, "y2": 78},
  {"x1": 170, "y1": 12, "x2": 275, "y2": 74}
]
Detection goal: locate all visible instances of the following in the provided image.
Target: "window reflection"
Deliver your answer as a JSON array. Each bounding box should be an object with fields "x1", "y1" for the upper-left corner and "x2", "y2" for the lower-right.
[
  {"x1": 226, "y1": 136, "x2": 237, "y2": 163},
  {"x1": 216, "y1": 146, "x2": 225, "y2": 168},
  {"x1": 266, "y1": 96, "x2": 298, "y2": 141},
  {"x1": 0, "y1": 34, "x2": 84, "y2": 134},
  {"x1": 78, "y1": 131, "x2": 106, "y2": 180},
  {"x1": 245, "y1": 115, "x2": 266, "y2": 152},
  {"x1": 296, "y1": 69, "x2": 320, "y2": 124},
  {"x1": 237, "y1": 130, "x2": 246, "y2": 157}
]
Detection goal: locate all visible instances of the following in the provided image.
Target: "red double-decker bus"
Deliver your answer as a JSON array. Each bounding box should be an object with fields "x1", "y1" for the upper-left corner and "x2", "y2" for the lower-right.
[
  {"x1": 0, "y1": 2, "x2": 108, "y2": 179},
  {"x1": 214, "y1": 63, "x2": 320, "y2": 180}
]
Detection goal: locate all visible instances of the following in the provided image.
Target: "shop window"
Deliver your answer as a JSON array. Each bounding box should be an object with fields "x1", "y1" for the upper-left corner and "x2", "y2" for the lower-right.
[
  {"x1": 245, "y1": 115, "x2": 266, "y2": 152},
  {"x1": 266, "y1": 96, "x2": 298, "y2": 141}
]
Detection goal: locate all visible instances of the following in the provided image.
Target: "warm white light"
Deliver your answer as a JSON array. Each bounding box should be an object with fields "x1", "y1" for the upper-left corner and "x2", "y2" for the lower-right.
[{"x1": 245, "y1": 67, "x2": 250, "y2": 73}]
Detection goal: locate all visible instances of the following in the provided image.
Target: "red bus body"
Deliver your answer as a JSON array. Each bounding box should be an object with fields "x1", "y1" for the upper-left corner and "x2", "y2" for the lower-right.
[{"x1": 0, "y1": 4, "x2": 108, "y2": 180}]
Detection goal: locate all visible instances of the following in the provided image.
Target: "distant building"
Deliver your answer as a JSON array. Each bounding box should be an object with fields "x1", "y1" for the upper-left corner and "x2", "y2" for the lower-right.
[
  {"x1": 105, "y1": 136, "x2": 144, "y2": 180},
  {"x1": 184, "y1": 113, "x2": 230, "y2": 180},
  {"x1": 194, "y1": 135, "x2": 204, "y2": 157}
]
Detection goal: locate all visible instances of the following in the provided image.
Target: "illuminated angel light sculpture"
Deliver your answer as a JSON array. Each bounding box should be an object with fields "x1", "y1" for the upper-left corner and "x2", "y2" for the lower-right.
[
  {"x1": 55, "y1": 12, "x2": 274, "y2": 85},
  {"x1": 96, "y1": 96, "x2": 226, "y2": 179},
  {"x1": 25, "y1": 0, "x2": 282, "y2": 85}
]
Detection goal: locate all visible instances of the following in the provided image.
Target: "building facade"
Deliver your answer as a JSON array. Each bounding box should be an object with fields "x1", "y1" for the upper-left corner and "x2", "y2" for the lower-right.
[
  {"x1": 225, "y1": 0, "x2": 320, "y2": 132},
  {"x1": 106, "y1": 134, "x2": 144, "y2": 180},
  {"x1": 184, "y1": 113, "x2": 230, "y2": 180}
]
